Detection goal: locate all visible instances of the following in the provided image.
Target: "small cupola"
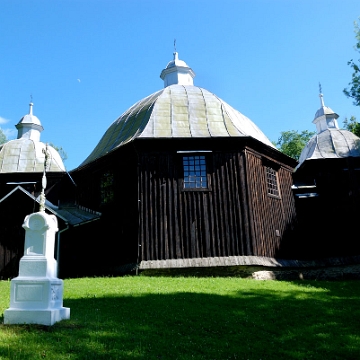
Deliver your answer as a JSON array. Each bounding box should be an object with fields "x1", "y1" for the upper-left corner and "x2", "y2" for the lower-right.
[
  {"x1": 160, "y1": 52, "x2": 195, "y2": 87},
  {"x1": 312, "y1": 93, "x2": 339, "y2": 134},
  {"x1": 15, "y1": 102, "x2": 44, "y2": 142}
]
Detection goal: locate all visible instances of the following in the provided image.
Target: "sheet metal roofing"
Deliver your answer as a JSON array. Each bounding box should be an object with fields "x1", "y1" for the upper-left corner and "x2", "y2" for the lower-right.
[
  {"x1": 0, "y1": 139, "x2": 66, "y2": 173},
  {"x1": 0, "y1": 103, "x2": 65, "y2": 173},
  {"x1": 297, "y1": 129, "x2": 360, "y2": 166},
  {"x1": 296, "y1": 93, "x2": 360, "y2": 169},
  {"x1": 54, "y1": 206, "x2": 101, "y2": 226},
  {"x1": 0, "y1": 186, "x2": 101, "y2": 226},
  {"x1": 314, "y1": 104, "x2": 338, "y2": 120},
  {"x1": 17, "y1": 110, "x2": 42, "y2": 126},
  {"x1": 80, "y1": 84, "x2": 275, "y2": 167}
]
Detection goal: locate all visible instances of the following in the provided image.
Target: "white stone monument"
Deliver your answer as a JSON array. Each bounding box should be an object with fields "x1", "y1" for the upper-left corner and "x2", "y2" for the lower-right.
[{"x1": 4, "y1": 145, "x2": 70, "y2": 326}]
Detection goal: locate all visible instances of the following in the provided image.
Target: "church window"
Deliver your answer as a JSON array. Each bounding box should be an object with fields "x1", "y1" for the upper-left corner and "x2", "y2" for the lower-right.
[
  {"x1": 266, "y1": 166, "x2": 280, "y2": 198},
  {"x1": 100, "y1": 172, "x2": 115, "y2": 204},
  {"x1": 182, "y1": 155, "x2": 208, "y2": 189}
]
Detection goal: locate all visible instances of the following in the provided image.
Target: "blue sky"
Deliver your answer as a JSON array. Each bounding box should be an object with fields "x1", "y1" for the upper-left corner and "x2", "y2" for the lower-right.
[{"x1": 1, "y1": 0, "x2": 360, "y2": 170}]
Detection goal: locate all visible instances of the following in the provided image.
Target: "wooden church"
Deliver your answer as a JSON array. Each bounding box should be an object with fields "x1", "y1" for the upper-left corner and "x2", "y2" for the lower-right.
[
  {"x1": 4, "y1": 53, "x2": 360, "y2": 278},
  {"x1": 6, "y1": 53, "x2": 359, "y2": 278},
  {"x1": 62, "y1": 52, "x2": 298, "y2": 276}
]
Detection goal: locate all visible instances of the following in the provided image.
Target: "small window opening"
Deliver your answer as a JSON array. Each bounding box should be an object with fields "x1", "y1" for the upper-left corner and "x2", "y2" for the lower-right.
[
  {"x1": 183, "y1": 155, "x2": 208, "y2": 189},
  {"x1": 266, "y1": 166, "x2": 280, "y2": 197},
  {"x1": 100, "y1": 172, "x2": 115, "y2": 204}
]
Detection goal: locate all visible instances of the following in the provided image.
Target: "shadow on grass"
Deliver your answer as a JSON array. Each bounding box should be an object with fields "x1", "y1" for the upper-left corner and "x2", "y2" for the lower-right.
[{"x1": 1, "y1": 281, "x2": 360, "y2": 360}]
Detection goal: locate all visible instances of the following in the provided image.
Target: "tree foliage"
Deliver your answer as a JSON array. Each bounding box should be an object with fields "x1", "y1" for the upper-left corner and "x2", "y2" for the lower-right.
[
  {"x1": 275, "y1": 130, "x2": 315, "y2": 161},
  {"x1": 344, "y1": 18, "x2": 360, "y2": 106},
  {"x1": 0, "y1": 128, "x2": 7, "y2": 145},
  {"x1": 49, "y1": 142, "x2": 68, "y2": 162},
  {"x1": 343, "y1": 115, "x2": 360, "y2": 137}
]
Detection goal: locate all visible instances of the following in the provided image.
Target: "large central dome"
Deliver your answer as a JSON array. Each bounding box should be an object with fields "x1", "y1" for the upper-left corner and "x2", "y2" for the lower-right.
[{"x1": 80, "y1": 53, "x2": 274, "y2": 167}]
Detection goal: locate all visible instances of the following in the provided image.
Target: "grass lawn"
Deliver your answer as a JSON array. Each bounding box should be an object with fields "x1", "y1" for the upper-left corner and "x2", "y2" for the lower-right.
[{"x1": 0, "y1": 276, "x2": 360, "y2": 359}]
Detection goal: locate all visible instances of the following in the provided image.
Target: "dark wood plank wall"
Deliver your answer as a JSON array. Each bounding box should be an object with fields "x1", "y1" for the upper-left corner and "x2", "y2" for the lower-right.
[
  {"x1": 0, "y1": 245, "x2": 15, "y2": 279},
  {"x1": 138, "y1": 149, "x2": 297, "y2": 261},
  {"x1": 244, "y1": 150, "x2": 296, "y2": 257},
  {"x1": 0, "y1": 209, "x2": 27, "y2": 279}
]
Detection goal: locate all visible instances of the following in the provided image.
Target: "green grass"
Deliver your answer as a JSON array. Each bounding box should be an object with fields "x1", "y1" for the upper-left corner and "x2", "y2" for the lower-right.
[{"x1": 0, "y1": 277, "x2": 360, "y2": 359}]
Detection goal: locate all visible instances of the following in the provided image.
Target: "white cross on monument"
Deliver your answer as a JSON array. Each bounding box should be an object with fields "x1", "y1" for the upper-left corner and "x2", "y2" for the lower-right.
[{"x1": 4, "y1": 145, "x2": 70, "y2": 326}]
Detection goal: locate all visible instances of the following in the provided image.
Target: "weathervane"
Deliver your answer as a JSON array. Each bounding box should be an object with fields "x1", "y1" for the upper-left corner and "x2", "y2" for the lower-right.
[{"x1": 39, "y1": 144, "x2": 49, "y2": 212}]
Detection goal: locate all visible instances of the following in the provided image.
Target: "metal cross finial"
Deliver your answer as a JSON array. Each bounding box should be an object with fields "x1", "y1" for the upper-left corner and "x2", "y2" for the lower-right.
[
  {"x1": 174, "y1": 39, "x2": 176, "y2": 53},
  {"x1": 39, "y1": 144, "x2": 49, "y2": 212},
  {"x1": 318, "y1": 83, "x2": 325, "y2": 107}
]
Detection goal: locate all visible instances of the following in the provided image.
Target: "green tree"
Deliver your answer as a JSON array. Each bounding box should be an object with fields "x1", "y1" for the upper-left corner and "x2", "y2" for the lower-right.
[
  {"x1": 343, "y1": 115, "x2": 360, "y2": 137},
  {"x1": 49, "y1": 143, "x2": 68, "y2": 162},
  {"x1": 344, "y1": 18, "x2": 360, "y2": 106},
  {"x1": 0, "y1": 128, "x2": 7, "y2": 145},
  {"x1": 275, "y1": 130, "x2": 315, "y2": 160}
]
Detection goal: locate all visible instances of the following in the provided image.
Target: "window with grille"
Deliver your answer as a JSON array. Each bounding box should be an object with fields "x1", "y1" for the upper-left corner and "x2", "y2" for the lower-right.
[
  {"x1": 266, "y1": 166, "x2": 280, "y2": 197},
  {"x1": 183, "y1": 155, "x2": 208, "y2": 189}
]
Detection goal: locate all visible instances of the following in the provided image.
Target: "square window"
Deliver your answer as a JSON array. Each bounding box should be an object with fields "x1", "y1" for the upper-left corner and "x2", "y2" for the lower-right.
[{"x1": 183, "y1": 155, "x2": 208, "y2": 189}]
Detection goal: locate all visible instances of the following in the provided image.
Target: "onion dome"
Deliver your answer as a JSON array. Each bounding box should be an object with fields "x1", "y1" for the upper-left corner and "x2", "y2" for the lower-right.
[
  {"x1": 0, "y1": 103, "x2": 65, "y2": 173},
  {"x1": 80, "y1": 53, "x2": 275, "y2": 167},
  {"x1": 297, "y1": 93, "x2": 360, "y2": 169}
]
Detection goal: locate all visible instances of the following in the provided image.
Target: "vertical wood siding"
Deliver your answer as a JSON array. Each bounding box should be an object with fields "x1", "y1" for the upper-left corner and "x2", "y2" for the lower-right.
[
  {"x1": 138, "y1": 149, "x2": 297, "y2": 261},
  {"x1": 245, "y1": 150, "x2": 296, "y2": 257},
  {"x1": 0, "y1": 221, "x2": 25, "y2": 279}
]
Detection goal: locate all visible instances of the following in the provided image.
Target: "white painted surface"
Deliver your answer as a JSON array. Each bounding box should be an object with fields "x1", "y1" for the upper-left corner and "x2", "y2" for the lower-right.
[
  {"x1": 0, "y1": 103, "x2": 65, "y2": 173},
  {"x1": 160, "y1": 52, "x2": 195, "y2": 87},
  {"x1": 296, "y1": 93, "x2": 360, "y2": 169},
  {"x1": 4, "y1": 211, "x2": 70, "y2": 326},
  {"x1": 15, "y1": 103, "x2": 44, "y2": 142}
]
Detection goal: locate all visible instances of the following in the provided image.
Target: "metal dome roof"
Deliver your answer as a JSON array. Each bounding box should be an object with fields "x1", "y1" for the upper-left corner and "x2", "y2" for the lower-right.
[
  {"x1": 80, "y1": 84, "x2": 275, "y2": 167},
  {"x1": 0, "y1": 103, "x2": 65, "y2": 173},
  {"x1": 165, "y1": 53, "x2": 189, "y2": 69},
  {"x1": 0, "y1": 139, "x2": 65, "y2": 173},
  {"x1": 314, "y1": 105, "x2": 338, "y2": 120},
  {"x1": 296, "y1": 129, "x2": 360, "y2": 169},
  {"x1": 296, "y1": 93, "x2": 360, "y2": 169},
  {"x1": 17, "y1": 112, "x2": 42, "y2": 127}
]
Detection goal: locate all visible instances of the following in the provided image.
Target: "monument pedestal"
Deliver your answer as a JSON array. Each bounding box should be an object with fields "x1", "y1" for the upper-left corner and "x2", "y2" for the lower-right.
[
  {"x1": 4, "y1": 212, "x2": 70, "y2": 326},
  {"x1": 4, "y1": 278, "x2": 70, "y2": 325}
]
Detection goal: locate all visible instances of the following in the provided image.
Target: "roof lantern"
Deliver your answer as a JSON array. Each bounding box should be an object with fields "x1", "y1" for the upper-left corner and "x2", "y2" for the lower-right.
[
  {"x1": 160, "y1": 52, "x2": 195, "y2": 87},
  {"x1": 312, "y1": 93, "x2": 339, "y2": 134},
  {"x1": 15, "y1": 102, "x2": 44, "y2": 142},
  {"x1": 0, "y1": 102, "x2": 65, "y2": 173},
  {"x1": 296, "y1": 92, "x2": 360, "y2": 169}
]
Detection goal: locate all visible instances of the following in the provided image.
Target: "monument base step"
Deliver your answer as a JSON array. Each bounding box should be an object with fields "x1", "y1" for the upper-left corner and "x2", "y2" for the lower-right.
[{"x1": 4, "y1": 307, "x2": 70, "y2": 326}]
